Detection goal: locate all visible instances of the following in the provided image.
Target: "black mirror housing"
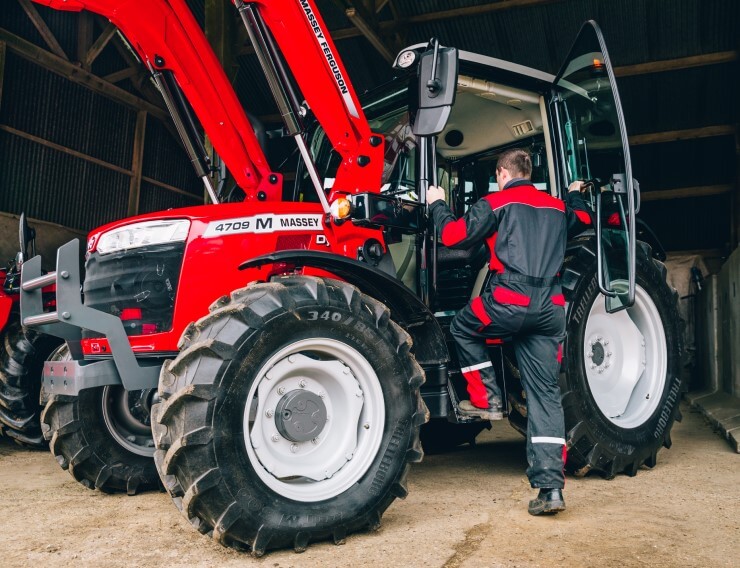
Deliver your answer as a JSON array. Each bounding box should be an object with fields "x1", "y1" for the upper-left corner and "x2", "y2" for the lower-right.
[{"x1": 413, "y1": 42, "x2": 458, "y2": 136}]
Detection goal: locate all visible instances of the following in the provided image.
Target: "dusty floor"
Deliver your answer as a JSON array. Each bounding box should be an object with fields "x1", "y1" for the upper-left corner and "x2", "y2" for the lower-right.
[{"x1": 0, "y1": 402, "x2": 737, "y2": 568}]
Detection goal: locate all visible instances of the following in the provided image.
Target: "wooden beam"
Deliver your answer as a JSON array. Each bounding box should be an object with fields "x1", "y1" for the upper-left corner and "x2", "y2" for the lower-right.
[
  {"x1": 84, "y1": 22, "x2": 117, "y2": 69},
  {"x1": 141, "y1": 176, "x2": 203, "y2": 200},
  {"x1": 641, "y1": 184, "x2": 734, "y2": 202},
  {"x1": 345, "y1": 5, "x2": 394, "y2": 63},
  {"x1": 0, "y1": 27, "x2": 171, "y2": 122},
  {"x1": 0, "y1": 123, "x2": 133, "y2": 176},
  {"x1": 238, "y1": 0, "x2": 561, "y2": 52},
  {"x1": 205, "y1": 0, "x2": 236, "y2": 81},
  {"x1": 328, "y1": 0, "x2": 563, "y2": 40},
  {"x1": 629, "y1": 125, "x2": 737, "y2": 146},
  {"x1": 77, "y1": 11, "x2": 93, "y2": 68},
  {"x1": 17, "y1": 0, "x2": 68, "y2": 61},
  {"x1": 103, "y1": 67, "x2": 139, "y2": 84},
  {"x1": 127, "y1": 111, "x2": 147, "y2": 216},
  {"x1": 0, "y1": 42, "x2": 6, "y2": 113},
  {"x1": 374, "y1": 0, "x2": 391, "y2": 13},
  {"x1": 614, "y1": 51, "x2": 738, "y2": 78},
  {"x1": 1, "y1": 123, "x2": 197, "y2": 200},
  {"x1": 666, "y1": 248, "x2": 726, "y2": 258}
]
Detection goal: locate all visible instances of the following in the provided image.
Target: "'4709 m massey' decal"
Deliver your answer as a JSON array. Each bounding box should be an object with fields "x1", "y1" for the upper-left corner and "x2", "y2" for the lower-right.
[{"x1": 203, "y1": 213, "x2": 323, "y2": 237}]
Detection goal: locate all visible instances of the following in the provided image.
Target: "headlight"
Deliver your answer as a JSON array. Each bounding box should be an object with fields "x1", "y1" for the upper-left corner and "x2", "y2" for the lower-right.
[{"x1": 96, "y1": 219, "x2": 190, "y2": 254}]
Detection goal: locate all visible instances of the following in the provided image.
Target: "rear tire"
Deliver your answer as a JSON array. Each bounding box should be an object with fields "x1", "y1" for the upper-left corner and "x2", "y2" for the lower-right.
[
  {"x1": 152, "y1": 276, "x2": 426, "y2": 554},
  {"x1": 41, "y1": 344, "x2": 160, "y2": 494},
  {"x1": 558, "y1": 237, "x2": 683, "y2": 477},
  {"x1": 0, "y1": 322, "x2": 62, "y2": 448}
]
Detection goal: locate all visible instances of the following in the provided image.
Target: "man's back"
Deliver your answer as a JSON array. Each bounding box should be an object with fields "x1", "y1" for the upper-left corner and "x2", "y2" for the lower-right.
[{"x1": 482, "y1": 182, "x2": 568, "y2": 278}]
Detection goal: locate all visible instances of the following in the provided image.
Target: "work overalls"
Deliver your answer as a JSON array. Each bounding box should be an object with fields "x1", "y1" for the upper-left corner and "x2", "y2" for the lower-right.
[{"x1": 429, "y1": 179, "x2": 591, "y2": 489}]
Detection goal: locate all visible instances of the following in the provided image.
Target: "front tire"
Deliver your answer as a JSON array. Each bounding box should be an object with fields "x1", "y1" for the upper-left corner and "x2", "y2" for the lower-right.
[
  {"x1": 558, "y1": 237, "x2": 684, "y2": 478},
  {"x1": 152, "y1": 276, "x2": 426, "y2": 554},
  {"x1": 40, "y1": 344, "x2": 160, "y2": 494}
]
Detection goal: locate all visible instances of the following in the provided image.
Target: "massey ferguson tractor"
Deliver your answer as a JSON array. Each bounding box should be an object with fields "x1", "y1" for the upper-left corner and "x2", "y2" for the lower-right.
[
  {"x1": 22, "y1": 0, "x2": 682, "y2": 554},
  {"x1": 0, "y1": 216, "x2": 62, "y2": 447}
]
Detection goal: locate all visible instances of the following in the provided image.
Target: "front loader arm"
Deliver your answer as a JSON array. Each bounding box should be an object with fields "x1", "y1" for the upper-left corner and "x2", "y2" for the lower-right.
[
  {"x1": 33, "y1": 0, "x2": 279, "y2": 200},
  {"x1": 251, "y1": 0, "x2": 384, "y2": 195},
  {"x1": 34, "y1": 0, "x2": 384, "y2": 201}
]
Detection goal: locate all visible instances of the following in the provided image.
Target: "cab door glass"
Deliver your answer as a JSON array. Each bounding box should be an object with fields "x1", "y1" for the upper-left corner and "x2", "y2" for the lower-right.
[{"x1": 554, "y1": 21, "x2": 636, "y2": 312}]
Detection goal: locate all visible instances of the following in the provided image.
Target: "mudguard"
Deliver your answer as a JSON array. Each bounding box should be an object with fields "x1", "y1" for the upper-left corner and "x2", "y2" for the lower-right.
[
  {"x1": 241, "y1": 251, "x2": 449, "y2": 366},
  {"x1": 0, "y1": 293, "x2": 12, "y2": 331}
]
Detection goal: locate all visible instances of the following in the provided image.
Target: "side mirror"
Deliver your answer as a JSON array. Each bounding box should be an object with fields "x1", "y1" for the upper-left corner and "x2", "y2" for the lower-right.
[
  {"x1": 413, "y1": 39, "x2": 458, "y2": 136},
  {"x1": 18, "y1": 212, "x2": 35, "y2": 263}
]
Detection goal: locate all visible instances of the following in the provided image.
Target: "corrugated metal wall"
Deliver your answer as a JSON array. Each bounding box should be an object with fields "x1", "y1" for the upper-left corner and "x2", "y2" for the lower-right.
[{"x1": 0, "y1": 1, "x2": 203, "y2": 233}]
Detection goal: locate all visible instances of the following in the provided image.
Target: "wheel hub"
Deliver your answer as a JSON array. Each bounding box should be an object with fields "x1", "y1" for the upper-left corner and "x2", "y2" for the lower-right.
[
  {"x1": 586, "y1": 336, "x2": 612, "y2": 372},
  {"x1": 250, "y1": 351, "x2": 366, "y2": 482},
  {"x1": 275, "y1": 389, "x2": 327, "y2": 442},
  {"x1": 101, "y1": 386, "x2": 155, "y2": 457}
]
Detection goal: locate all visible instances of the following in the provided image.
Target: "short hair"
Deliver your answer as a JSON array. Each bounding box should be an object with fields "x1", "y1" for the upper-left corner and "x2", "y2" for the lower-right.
[{"x1": 496, "y1": 148, "x2": 532, "y2": 179}]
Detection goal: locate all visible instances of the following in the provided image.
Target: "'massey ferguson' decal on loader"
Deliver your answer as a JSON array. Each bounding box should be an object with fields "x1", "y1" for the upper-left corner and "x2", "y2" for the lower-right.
[
  {"x1": 203, "y1": 214, "x2": 323, "y2": 237},
  {"x1": 298, "y1": 0, "x2": 360, "y2": 119}
]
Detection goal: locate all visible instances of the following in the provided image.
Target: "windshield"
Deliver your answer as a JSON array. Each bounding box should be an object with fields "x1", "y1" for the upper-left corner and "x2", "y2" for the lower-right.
[
  {"x1": 555, "y1": 55, "x2": 625, "y2": 187},
  {"x1": 296, "y1": 86, "x2": 417, "y2": 201}
]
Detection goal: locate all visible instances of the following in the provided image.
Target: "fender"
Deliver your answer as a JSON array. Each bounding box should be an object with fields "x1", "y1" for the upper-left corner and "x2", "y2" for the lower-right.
[
  {"x1": 635, "y1": 218, "x2": 667, "y2": 261},
  {"x1": 241, "y1": 251, "x2": 449, "y2": 366},
  {"x1": 0, "y1": 292, "x2": 13, "y2": 331}
]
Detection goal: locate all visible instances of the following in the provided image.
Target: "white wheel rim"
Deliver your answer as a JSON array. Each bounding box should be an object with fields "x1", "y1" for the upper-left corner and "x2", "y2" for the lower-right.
[
  {"x1": 243, "y1": 338, "x2": 385, "y2": 502},
  {"x1": 583, "y1": 282, "x2": 667, "y2": 428}
]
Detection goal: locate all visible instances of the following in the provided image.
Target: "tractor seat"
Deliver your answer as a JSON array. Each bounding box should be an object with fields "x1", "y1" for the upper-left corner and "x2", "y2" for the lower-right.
[{"x1": 436, "y1": 242, "x2": 487, "y2": 272}]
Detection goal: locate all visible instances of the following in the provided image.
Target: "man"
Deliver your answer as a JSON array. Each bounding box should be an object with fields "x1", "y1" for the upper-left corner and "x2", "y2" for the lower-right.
[{"x1": 427, "y1": 148, "x2": 591, "y2": 515}]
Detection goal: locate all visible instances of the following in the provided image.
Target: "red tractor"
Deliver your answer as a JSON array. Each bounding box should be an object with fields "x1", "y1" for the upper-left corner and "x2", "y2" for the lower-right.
[
  {"x1": 0, "y1": 215, "x2": 62, "y2": 447},
  {"x1": 23, "y1": 0, "x2": 682, "y2": 554}
]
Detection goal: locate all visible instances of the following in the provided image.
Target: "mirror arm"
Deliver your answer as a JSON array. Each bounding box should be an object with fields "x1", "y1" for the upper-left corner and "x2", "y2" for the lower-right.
[
  {"x1": 426, "y1": 38, "x2": 441, "y2": 96},
  {"x1": 595, "y1": 191, "x2": 618, "y2": 298}
]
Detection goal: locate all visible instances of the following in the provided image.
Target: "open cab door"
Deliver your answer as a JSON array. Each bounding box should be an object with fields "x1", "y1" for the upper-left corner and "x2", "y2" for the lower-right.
[{"x1": 553, "y1": 21, "x2": 638, "y2": 312}]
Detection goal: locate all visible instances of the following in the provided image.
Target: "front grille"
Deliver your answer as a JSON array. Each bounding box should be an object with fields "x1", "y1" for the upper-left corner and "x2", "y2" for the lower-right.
[{"x1": 82, "y1": 243, "x2": 185, "y2": 337}]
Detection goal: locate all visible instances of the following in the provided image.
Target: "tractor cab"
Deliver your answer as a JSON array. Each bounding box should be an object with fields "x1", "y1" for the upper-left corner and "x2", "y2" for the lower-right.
[{"x1": 298, "y1": 21, "x2": 638, "y2": 316}]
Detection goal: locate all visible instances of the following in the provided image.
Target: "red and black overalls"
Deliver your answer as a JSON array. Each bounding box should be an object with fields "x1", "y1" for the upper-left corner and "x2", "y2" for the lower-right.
[{"x1": 429, "y1": 179, "x2": 591, "y2": 489}]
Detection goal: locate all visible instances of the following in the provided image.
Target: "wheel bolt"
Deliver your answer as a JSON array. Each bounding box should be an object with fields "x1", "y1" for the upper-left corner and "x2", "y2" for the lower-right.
[
  {"x1": 272, "y1": 434, "x2": 280, "y2": 442},
  {"x1": 311, "y1": 437, "x2": 319, "y2": 445},
  {"x1": 356, "y1": 390, "x2": 362, "y2": 397},
  {"x1": 590, "y1": 364, "x2": 596, "y2": 369},
  {"x1": 607, "y1": 351, "x2": 612, "y2": 357},
  {"x1": 363, "y1": 423, "x2": 370, "y2": 429},
  {"x1": 127, "y1": 435, "x2": 136, "y2": 443},
  {"x1": 343, "y1": 367, "x2": 350, "y2": 375},
  {"x1": 604, "y1": 340, "x2": 609, "y2": 345},
  {"x1": 265, "y1": 409, "x2": 273, "y2": 418},
  {"x1": 605, "y1": 363, "x2": 610, "y2": 368},
  {"x1": 278, "y1": 387, "x2": 285, "y2": 395},
  {"x1": 288, "y1": 355, "x2": 295, "y2": 363},
  {"x1": 299, "y1": 379, "x2": 306, "y2": 388},
  {"x1": 290, "y1": 444, "x2": 298, "y2": 453},
  {"x1": 598, "y1": 369, "x2": 603, "y2": 374},
  {"x1": 318, "y1": 391, "x2": 325, "y2": 399}
]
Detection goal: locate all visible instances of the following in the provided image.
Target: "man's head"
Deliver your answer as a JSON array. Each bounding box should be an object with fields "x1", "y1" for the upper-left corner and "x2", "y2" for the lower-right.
[{"x1": 495, "y1": 148, "x2": 532, "y2": 188}]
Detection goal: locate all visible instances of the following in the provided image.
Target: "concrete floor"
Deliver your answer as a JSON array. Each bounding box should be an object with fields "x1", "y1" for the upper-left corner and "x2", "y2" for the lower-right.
[{"x1": 0, "y1": 401, "x2": 737, "y2": 567}]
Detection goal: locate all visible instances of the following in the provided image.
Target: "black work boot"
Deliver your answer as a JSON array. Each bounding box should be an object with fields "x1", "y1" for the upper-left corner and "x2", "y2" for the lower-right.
[
  {"x1": 528, "y1": 488, "x2": 566, "y2": 516},
  {"x1": 458, "y1": 397, "x2": 503, "y2": 420}
]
